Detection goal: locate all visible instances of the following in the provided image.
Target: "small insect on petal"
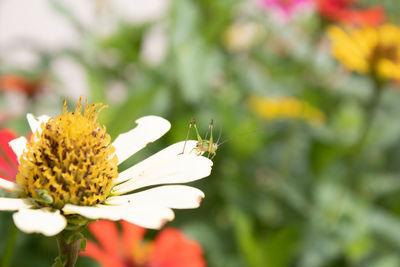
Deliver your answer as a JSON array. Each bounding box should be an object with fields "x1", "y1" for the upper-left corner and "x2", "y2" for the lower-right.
[
  {"x1": 35, "y1": 189, "x2": 54, "y2": 204},
  {"x1": 180, "y1": 118, "x2": 220, "y2": 160}
]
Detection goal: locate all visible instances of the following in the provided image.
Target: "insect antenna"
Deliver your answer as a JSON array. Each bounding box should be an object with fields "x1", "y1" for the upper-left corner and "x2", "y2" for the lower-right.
[
  {"x1": 216, "y1": 137, "x2": 231, "y2": 147},
  {"x1": 204, "y1": 121, "x2": 211, "y2": 139},
  {"x1": 215, "y1": 127, "x2": 264, "y2": 147},
  {"x1": 207, "y1": 119, "x2": 214, "y2": 155},
  {"x1": 216, "y1": 123, "x2": 223, "y2": 144}
]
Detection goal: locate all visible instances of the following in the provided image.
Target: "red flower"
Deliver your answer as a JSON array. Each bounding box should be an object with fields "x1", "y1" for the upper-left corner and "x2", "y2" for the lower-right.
[
  {"x1": 0, "y1": 129, "x2": 19, "y2": 183},
  {"x1": 316, "y1": 0, "x2": 385, "y2": 26},
  {"x1": 81, "y1": 220, "x2": 206, "y2": 267}
]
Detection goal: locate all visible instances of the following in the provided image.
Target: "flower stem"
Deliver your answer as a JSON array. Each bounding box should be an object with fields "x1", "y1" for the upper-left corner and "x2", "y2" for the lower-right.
[
  {"x1": 0, "y1": 224, "x2": 18, "y2": 267},
  {"x1": 54, "y1": 235, "x2": 81, "y2": 267},
  {"x1": 355, "y1": 78, "x2": 383, "y2": 152},
  {"x1": 347, "y1": 78, "x2": 384, "y2": 180}
]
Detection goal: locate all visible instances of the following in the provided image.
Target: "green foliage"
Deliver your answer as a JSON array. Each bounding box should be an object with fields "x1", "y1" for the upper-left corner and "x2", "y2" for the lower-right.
[{"x1": 2, "y1": 0, "x2": 400, "y2": 266}]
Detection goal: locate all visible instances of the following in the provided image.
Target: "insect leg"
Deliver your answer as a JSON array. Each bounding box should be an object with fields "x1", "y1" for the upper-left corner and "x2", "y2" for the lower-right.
[
  {"x1": 179, "y1": 118, "x2": 196, "y2": 155},
  {"x1": 210, "y1": 152, "x2": 216, "y2": 160},
  {"x1": 207, "y1": 119, "x2": 214, "y2": 153},
  {"x1": 204, "y1": 122, "x2": 210, "y2": 140},
  {"x1": 192, "y1": 119, "x2": 203, "y2": 143}
]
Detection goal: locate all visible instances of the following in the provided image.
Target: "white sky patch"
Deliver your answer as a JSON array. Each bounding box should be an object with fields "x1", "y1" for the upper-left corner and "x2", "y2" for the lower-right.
[
  {"x1": 112, "y1": 0, "x2": 170, "y2": 24},
  {"x1": 140, "y1": 26, "x2": 168, "y2": 66},
  {"x1": 51, "y1": 57, "x2": 89, "y2": 100},
  {"x1": 0, "y1": 0, "x2": 81, "y2": 59}
]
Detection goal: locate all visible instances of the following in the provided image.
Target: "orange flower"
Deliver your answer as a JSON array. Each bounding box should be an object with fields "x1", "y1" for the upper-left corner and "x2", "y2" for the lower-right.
[
  {"x1": 81, "y1": 220, "x2": 206, "y2": 267},
  {"x1": 0, "y1": 74, "x2": 42, "y2": 97},
  {"x1": 316, "y1": 0, "x2": 385, "y2": 26},
  {"x1": 0, "y1": 129, "x2": 19, "y2": 183}
]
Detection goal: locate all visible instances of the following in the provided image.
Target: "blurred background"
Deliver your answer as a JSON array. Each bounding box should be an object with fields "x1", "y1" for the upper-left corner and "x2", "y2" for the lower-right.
[{"x1": 2, "y1": 0, "x2": 400, "y2": 266}]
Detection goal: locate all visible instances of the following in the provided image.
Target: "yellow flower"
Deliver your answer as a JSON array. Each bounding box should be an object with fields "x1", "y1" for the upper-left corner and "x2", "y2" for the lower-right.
[
  {"x1": 248, "y1": 96, "x2": 325, "y2": 124},
  {"x1": 327, "y1": 24, "x2": 400, "y2": 81}
]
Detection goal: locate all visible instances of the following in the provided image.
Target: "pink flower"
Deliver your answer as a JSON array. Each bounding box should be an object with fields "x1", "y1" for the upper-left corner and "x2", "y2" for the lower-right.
[
  {"x1": 258, "y1": 0, "x2": 313, "y2": 22},
  {"x1": 0, "y1": 129, "x2": 19, "y2": 183}
]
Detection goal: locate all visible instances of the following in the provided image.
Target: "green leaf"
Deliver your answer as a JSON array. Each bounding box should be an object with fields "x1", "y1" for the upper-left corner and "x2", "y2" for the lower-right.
[
  {"x1": 229, "y1": 208, "x2": 263, "y2": 267},
  {"x1": 52, "y1": 255, "x2": 67, "y2": 267},
  {"x1": 80, "y1": 238, "x2": 87, "y2": 252}
]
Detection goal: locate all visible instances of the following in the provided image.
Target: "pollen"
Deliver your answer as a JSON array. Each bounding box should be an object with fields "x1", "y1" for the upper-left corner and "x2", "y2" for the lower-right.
[{"x1": 16, "y1": 98, "x2": 118, "y2": 209}]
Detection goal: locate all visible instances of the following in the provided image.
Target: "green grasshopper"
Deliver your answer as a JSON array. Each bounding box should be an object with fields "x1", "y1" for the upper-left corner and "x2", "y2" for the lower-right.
[{"x1": 180, "y1": 118, "x2": 220, "y2": 159}]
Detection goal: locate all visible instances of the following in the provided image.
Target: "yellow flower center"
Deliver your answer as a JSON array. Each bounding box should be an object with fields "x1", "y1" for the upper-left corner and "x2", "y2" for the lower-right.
[
  {"x1": 16, "y1": 99, "x2": 118, "y2": 209},
  {"x1": 130, "y1": 241, "x2": 153, "y2": 266},
  {"x1": 327, "y1": 24, "x2": 400, "y2": 80},
  {"x1": 370, "y1": 44, "x2": 398, "y2": 68}
]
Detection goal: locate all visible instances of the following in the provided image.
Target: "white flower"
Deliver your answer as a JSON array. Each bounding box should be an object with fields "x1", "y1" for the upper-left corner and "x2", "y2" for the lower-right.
[{"x1": 0, "y1": 103, "x2": 212, "y2": 236}]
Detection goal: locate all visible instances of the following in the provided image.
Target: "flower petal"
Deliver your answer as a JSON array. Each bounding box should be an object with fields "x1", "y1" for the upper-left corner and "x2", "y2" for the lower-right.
[
  {"x1": 106, "y1": 185, "x2": 205, "y2": 209},
  {"x1": 150, "y1": 228, "x2": 206, "y2": 267},
  {"x1": 112, "y1": 116, "x2": 171, "y2": 165},
  {"x1": 13, "y1": 208, "x2": 67, "y2": 236},
  {"x1": 0, "y1": 129, "x2": 19, "y2": 181},
  {"x1": 87, "y1": 220, "x2": 120, "y2": 259},
  {"x1": 0, "y1": 198, "x2": 33, "y2": 210},
  {"x1": 112, "y1": 154, "x2": 212, "y2": 195},
  {"x1": 120, "y1": 220, "x2": 146, "y2": 257},
  {"x1": 26, "y1": 113, "x2": 51, "y2": 134},
  {"x1": 114, "y1": 140, "x2": 200, "y2": 184},
  {"x1": 8, "y1": 137, "x2": 27, "y2": 163},
  {"x1": 63, "y1": 204, "x2": 174, "y2": 229},
  {"x1": 0, "y1": 178, "x2": 22, "y2": 192},
  {"x1": 112, "y1": 205, "x2": 176, "y2": 229},
  {"x1": 80, "y1": 241, "x2": 126, "y2": 267}
]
